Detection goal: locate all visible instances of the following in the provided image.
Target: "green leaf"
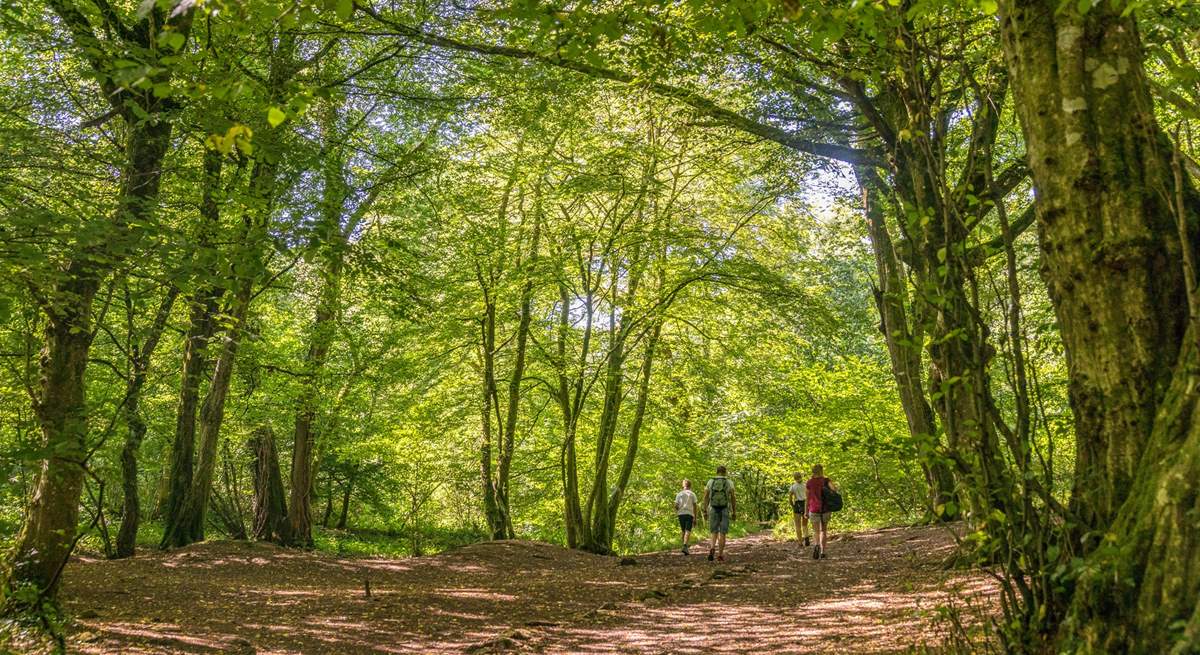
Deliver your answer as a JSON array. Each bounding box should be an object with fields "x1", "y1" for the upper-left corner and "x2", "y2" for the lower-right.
[
  {"x1": 267, "y1": 106, "x2": 287, "y2": 128},
  {"x1": 162, "y1": 31, "x2": 186, "y2": 51},
  {"x1": 335, "y1": 0, "x2": 354, "y2": 20},
  {"x1": 980, "y1": 0, "x2": 998, "y2": 14}
]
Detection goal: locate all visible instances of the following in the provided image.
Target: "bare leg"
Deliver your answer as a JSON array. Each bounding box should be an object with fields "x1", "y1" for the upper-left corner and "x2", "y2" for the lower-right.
[
  {"x1": 793, "y1": 513, "x2": 804, "y2": 541},
  {"x1": 802, "y1": 514, "x2": 810, "y2": 543}
]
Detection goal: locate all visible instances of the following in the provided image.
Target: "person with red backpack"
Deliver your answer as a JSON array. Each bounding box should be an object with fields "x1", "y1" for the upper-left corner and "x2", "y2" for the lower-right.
[{"x1": 806, "y1": 464, "x2": 839, "y2": 560}]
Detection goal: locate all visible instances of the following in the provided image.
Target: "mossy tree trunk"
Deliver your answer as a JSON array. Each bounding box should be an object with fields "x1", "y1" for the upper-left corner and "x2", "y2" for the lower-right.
[
  {"x1": 999, "y1": 0, "x2": 1200, "y2": 649},
  {"x1": 2, "y1": 0, "x2": 195, "y2": 606}
]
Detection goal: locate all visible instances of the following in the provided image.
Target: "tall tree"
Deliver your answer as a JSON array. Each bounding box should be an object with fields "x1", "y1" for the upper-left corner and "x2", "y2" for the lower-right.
[
  {"x1": 998, "y1": 0, "x2": 1200, "y2": 649},
  {"x1": 2, "y1": 0, "x2": 196, "y2": 608}
]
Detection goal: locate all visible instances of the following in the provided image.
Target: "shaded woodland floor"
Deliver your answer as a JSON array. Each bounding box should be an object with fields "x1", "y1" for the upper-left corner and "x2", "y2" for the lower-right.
[{"x1": 60, "y1": 525, "x2": 995, "y2": 654}]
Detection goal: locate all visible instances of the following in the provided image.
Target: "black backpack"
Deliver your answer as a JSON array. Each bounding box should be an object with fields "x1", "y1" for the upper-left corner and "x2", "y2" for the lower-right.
[{"x1": 821, "y1": 479, "x2": 843, "y2": 513}]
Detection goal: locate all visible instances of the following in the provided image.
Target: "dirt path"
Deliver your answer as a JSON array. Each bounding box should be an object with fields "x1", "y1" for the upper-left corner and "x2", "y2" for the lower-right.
[{"x1": 61, "y1": 525, "x2": 995, "y2": 654}]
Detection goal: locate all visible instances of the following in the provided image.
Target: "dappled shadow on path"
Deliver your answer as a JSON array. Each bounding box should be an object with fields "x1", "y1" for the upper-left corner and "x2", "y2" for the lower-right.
[{"x1": 61, "y1": 525, "x2": 995, "y2": 654}]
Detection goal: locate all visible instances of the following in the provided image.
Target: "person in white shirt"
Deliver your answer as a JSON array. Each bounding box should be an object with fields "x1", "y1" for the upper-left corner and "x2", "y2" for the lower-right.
[
  {"x1": 788, "y1": 471, "x2": 810, "y2": 547},
  {"x1": 674, "y1": 480, "x2": 700, "y2": 555}
]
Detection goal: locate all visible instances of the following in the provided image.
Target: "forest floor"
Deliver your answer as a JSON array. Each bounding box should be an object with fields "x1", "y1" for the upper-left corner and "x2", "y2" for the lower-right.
[{"x1": 57, "y1": 524, "x2": 995, "y2": 654}]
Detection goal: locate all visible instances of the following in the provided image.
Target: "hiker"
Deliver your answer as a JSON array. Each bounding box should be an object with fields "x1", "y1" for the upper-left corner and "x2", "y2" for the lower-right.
[
  {"x1": 703, "y1": 465, "x2": 736, "y2": 562},
  {"x1": 806, "y1": 464, "x2": 836, "y2": 559},
  {"x1": 788, "y1": 472, "x2": 810, "y2": 546},
  {"x1": 674, "y1": 479, "x2": 700, "y2": 555}
]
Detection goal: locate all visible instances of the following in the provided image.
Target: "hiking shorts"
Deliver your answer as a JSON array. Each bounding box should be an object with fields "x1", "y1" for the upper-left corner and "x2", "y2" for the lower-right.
[
  {"x1": 708, "y1": 506, "x2": 730, "y2": 534},
  {"x1": 808, "y1": 511, "x2": 831, "y2": 526},
  {"x1": 677, "y1": 514, "x2": 694, "y2": 532}
]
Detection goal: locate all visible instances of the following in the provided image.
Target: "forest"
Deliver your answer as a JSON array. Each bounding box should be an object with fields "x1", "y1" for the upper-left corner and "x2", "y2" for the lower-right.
[{"x1": 0, "y1": 0, "x2": 1197, "y2": 653}]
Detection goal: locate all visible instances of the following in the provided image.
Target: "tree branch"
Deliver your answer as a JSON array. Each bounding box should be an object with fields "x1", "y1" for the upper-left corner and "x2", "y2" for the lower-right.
[{"x1": 362, "y1": 8, "x2": 879, "y2": 166}]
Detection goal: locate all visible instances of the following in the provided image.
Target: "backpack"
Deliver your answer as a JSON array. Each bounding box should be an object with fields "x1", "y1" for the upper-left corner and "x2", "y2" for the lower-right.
[
  {"x1": 708, "y1": 477, "x2": 731, "y2": 508},
  {"x1": 821, "y1": 479, "x2": 843, "y2": 513}
]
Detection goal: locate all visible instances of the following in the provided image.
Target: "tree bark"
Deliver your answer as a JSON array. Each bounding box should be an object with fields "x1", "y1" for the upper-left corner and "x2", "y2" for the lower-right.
[
  {"x1": 478, "y1": 298, "x2": 506, "y2": 539},
  {"x1": 284, "y1": 258, "x2": 340, "y2": 548},
  {"x1": 998, "y1": 1, "x2": 1200, "y2": 649},
  {"x1": 604, "y1": 321, "x2": 662, "y2": 532},
  {"x1": 335, "y1": 476, "x2": 354, "y2": 530},
  {"x1": 114, "y1": 285, "x2": 179, "y2": 558},
  {"x1": 1000, "y1": 0, "x2": 1189, "y2": 539},
  {"x1": 321, "y1": 476, "x2": 334, "y2": 528},
  {"x1": 581, "y1": 308, "x2": 628, "y2": 554},
  {"x1": 160, "y1": 29, "x2": 293, "y2": 550},
  {"x1": 857, "y1": 169, "x2": 957, "y2": 517},
  {"x1": 160, "y1": 150, "x2": 225, "y2": 548},
  {"x1": 161, "y1": 280, "x2": 253, "y2": 547},
  {"x1": 4, "y1": 300, "x2": 95, "y2": 601},
  {"x1": 3, "y1": 66, "x2": 180, "y2": 602},
  {"x1": 249, "y1": 426, "x2": 289, "y2": 542},
  {"x1": 284, "y1": 99, "x2": 362, "y2": 548},
  {"x1": 557, "y1": 283, "x2": 589, "y2": 549}
]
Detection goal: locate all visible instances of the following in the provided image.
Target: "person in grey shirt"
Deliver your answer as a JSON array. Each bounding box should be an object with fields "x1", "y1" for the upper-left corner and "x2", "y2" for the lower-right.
[{"x1": 702, "y1": 465, "x2": 736, "y2": 562}]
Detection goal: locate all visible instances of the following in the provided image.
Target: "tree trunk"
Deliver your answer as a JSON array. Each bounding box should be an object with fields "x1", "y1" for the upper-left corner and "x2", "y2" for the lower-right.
[
  {"x1": 581, "y1": 326, "x2": 626, "y2": 555},
  {"x1": 492, "y1": 208, "x2": 541, "y2": 540},
  {"x1": 478, "y1": 299, "x2": 505, "y2": 539},
  {"x1": 335, "y1": 476, "x2": 354, "y2": 530},
  {"x1": 3, "y1": 305, "x2": 95, "y2": 601},
  {"x1": 1000, "y1": 0, "x2": 1189, "y2": 539},
  {"x1": 284, "y1": 276, "x2": 338, "y2": 548},
  {"x1": 212, "y1": 440, "x2": 248, "y2": 540},
  {"x1": 857, "y1": 168, "x2": 957, "y2": 516},
  {"x1": 249, "y1": 426, "x2": 289, "y2": 542},
  {"x1": 998, "y1": 1, "x2": 1200, "y2": 649},
  {"x1": 3, "y1": 103, "x2": 176, "y2": 605},
  {"x1": 557, "y1": 284, "x2": 588, "y2": 549},
  {"x1": 604, "y1": 322, "x2": 662, "y2": 536},
  {"x1": 161, "y1": 282, "x2": 252, "y2": 548},
  {"x1": 160, "y1": 30, "x2": 292, "y2": 550},
  {"x1": 284, "y1": 100, "x2": 358, "y2": 549},
  {"x1": 321, "y1": 476, "x2": 334, "y2": 528},
  {"x1": 160, "y1": 150, "x2": 225, "y2": 549},
  {"x1": 115, "y1": 286, "x2": 179, "y2": 558},
  {"x1": 494, "y1": 273, "x2": 534, "y2": 540},
  {"x1": 842, "y1": 58, "x2": 1016, "y2": 525}
]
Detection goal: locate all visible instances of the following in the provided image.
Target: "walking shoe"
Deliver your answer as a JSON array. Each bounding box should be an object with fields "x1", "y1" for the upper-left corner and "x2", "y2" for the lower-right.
[
  {"x1": 707, "y1": 548, "x2": 715, "y2": 561},
  {"x1": 812, "y1": 545, "x2": 821, "y2": 560},
  {"x1": 803, "y1": 536, "x2": 810, "y2": 547},
  {"x1": 717, "y1": 555, "x2": 724, "y2": 562},
  {"x1": 682, "y1": 545, "x2": 689, "y2": 555},
  {"x1": 820, "y1": 551, "x2": 827, "y2": 559}
]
